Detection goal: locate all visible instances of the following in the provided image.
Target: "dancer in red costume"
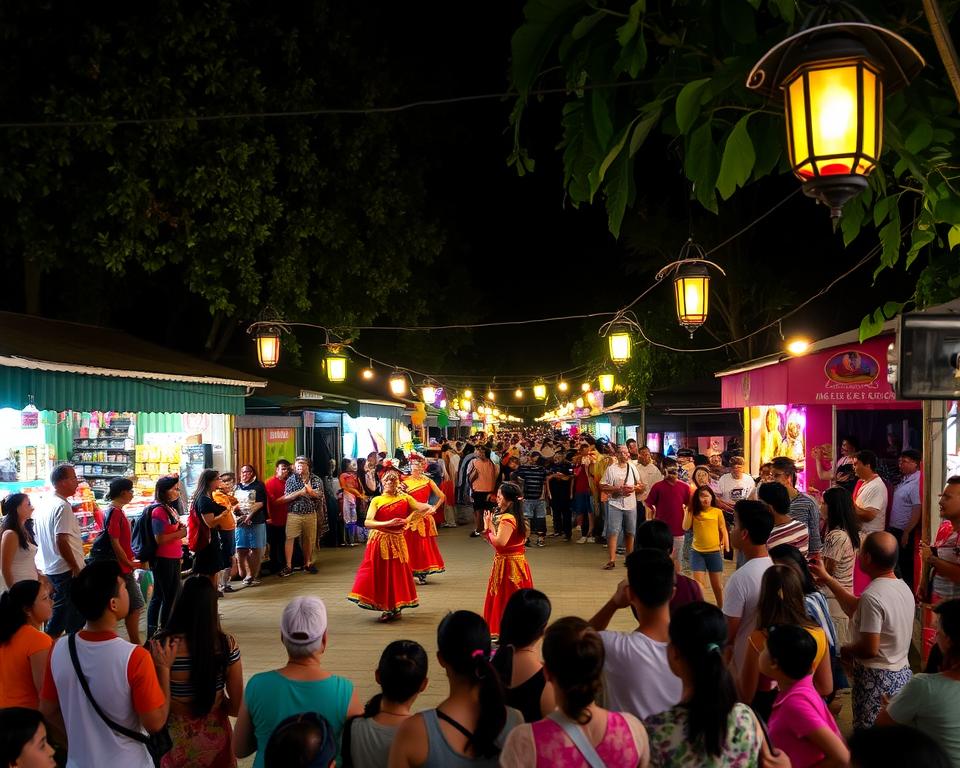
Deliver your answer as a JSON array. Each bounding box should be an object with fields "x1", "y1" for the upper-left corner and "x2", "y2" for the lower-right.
[
  {"x1": 482, "y1": 481, "x2": 534, "y2": 640},
  {"x1": 348, "y1": 470, "x2": 433, "y2": 623},
  {"x1": 402, "y1": 454, "x2": 446, "y2": 585}
]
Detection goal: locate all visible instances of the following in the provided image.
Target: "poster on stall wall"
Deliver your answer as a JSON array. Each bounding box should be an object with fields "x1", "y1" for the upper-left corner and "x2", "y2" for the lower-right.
[
  {"x1": 264, "y1": 429, "x2": 296, "y2": 475},
  {"x1": 663, "y1": 433, "x2": 682, "y2": 457},
  {"x1": 697, "y1": 436, "x2": 727, "y2": 456},
  {"x1": 645, "y1": 433, "x2": 661, "y2": 454},
  {"x1": 749, "y1": 405, "x2": 807, "y2": 490}
]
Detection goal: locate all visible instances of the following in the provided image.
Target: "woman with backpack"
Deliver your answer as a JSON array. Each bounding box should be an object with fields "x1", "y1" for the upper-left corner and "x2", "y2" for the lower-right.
[
  {"x1": 148, "y1": 475, "x2": 188, "y2": 640},
  {"x1": 190, "y1": 469, "x2": 232, "y2": 588}
]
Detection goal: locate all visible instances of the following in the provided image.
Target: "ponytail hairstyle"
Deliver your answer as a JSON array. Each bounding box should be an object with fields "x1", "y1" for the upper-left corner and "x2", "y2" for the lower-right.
[
  {"x1": 437, "y1": 611, "x2": 505, "y2": 759},
  {"x1": 1, "y1": 493, "x2": 32, "y2": 550},
  {"x1": 496, "y1": 481, "x2": 528, "y2": 538},
  {"x1": 0, "y1": 579, "x2": 42, "y2": 645},
  {"x1": 669, "y1": 601, "x2": 737, "y2": 757},
  {"x1": 363, "y1": 639, "x2": 428, "y2": 717},
  {"x1": 756, "y1": 565, "x2": 816, "y2": 630},
  {"x1": 542, "y1": 616, "x2": 604, "y2": 725},
  {"x1": 492, "y1": 589, "x2": 551, "y2": 687}
]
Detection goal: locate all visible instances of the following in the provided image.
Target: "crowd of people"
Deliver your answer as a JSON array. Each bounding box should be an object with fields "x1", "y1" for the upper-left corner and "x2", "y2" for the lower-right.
[{"x1": 1, "y1": 426, "x2": 959, "y2": 767}]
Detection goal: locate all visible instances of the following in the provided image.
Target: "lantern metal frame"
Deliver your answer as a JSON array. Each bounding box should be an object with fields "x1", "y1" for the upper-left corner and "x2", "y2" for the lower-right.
[
  {"x1": 253, "y1": 325, "x2": 282, "y2": 368},
  {"x1": 655, "y1": 239, "x2": 726, "y2": 337},
  {"x1": 324, "y1": 345, "x2": 348, "y2": 383},
  {"x1": 389, "y1": 370, "x2": 409, "y2": 397},
  {"x1": 598, "y1": 373, "x2": 615, "y2": 393},
  {"x1": 606, "y1": 322, "x2": 633, "y2": 367}
]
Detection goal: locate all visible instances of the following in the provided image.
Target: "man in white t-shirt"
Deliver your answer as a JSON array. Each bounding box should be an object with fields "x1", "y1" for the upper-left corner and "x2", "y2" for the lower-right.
[
  {"x1": 600, "y1": 445, "x2": 640, "y2": 569},
  {"x1": 811, "y1": 531, "x2": 913, "y2": 730},
  {"x1": 722, "y1": 500, "x2": 774, "y2": 676},
  {"x1": 853, "y1": 450, "x2": 889, "y2": 535},
  {"x1": 588, "y1": 549, "x2": 682, "y2": 719},
  {"x1": 633, "y1": 446, "x2": 663, "y2": 504},
  {"x1": 716, "y1": 456, "x2": 756, "y2": 512}
]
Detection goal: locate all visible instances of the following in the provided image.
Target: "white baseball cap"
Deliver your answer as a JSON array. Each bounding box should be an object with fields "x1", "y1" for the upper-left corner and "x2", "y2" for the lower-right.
[{"x1": 280, "y1": 596, "x2": 328, "y2": 646}]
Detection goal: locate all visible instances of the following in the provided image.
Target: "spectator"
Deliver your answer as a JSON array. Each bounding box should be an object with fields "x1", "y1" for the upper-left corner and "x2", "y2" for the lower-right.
[
  {"x1": 770, "y1": 457, "x2": 822, "y2": 553},
  {"x1": 738, "y1": 565, "x2": 834, "y2": 719},
  {"x1": 0, "y1": 581, "x2": 53, "y2": 708},
  {"x1": 264, "y1": 712, "x2": 337, "y2": 768},
  {"x1": 814, "y1": 436, "x2": 860, "y2": 493},
  {"x1": 889, "y1": 449, "x2": 922, "y2": 591},
  {"x1": 0, "y1": 707, "x2": 56, "y2": 768},
  {"x1": 723, "y1": 500, "x2": 774, "y2": 677},
  {"x1": 546, "y1": 452, "x2": 574, "y2": 542},
  {"x1": 389, "y1": 610, "x2": 522, "y2": 767},
  {"x1": 500, "y1": 616, "x2": 649, "y2": 767},
  {"x1": 263, "y1": 460, "x2": 292, "y2": 577},
  {"x1": 759, "y1": 481, "x2": 809, "y2": 556},
  {"x1": 279, "y1": 457, "x2": 328, "y2": 577},
  {"x1": 716, "y1": 456, "x2": 755, "y2": 513},
  {"x1": 644, "y1": 602, "x2": 765, "y2": 767},
  {"x1": 878, "y1": 599, "x2": 960, "y2": 764},
  {"x1": 236, "y1": 464, "x2": 268, "y2": 586},
  {"x1": 515, "y1": 453, "x2": 548, "y2": 548},
  {"x1": 572, "y1": 443, "x2": 597, "y2": 544},
  {"x1": 762, "y1": 625, "x2": 849, "y2": 768},
  {"x1": 468, "y1": 448, "x2": 499, "y2": 538},
  {"x1": 644, "y1": 460, "x2": 691, "y2": 570},
  {"x1": 190, "y1": 469, "x2": 232, "y2": 588},
  {"x1": 32, "y1": 465, "x2": 85, "y2": 637},
  {"x1": 636, "y1": 520, "x2": 703, "y2": 614},
  {"x1": 343, "y1": 641, "x2": 428, "y2": 768},
  {"x1": 923, "y1": 477, "x2": 960, "y2": 668},
  {"x1": 234, "y1": 596, "x2": 362, "y2": 768},
  {"x1": 148, "y1": 476, "x2": 187, "y2": 640},
  {"x1": 682, "y1": 485, "x2": 728, "y2": 608},
  {"x1": 215, "y1": 473, "x2": 240, "y2": 593},
  {"x1": 339, "y1": 458, "x2": 366, "y2": 547},
  {"x1": 770, "y1": 544, "x2": 840, "y2": 665},
  {"x1": 819, "y1": 487, "x2": 860, "y2": 644},
  {"x1": 588, "y1": 549, "x2": 682, "y2": 720},
  {"x1": 39, "y1": 560, "x2": 178, "y2": 766},
  {"x1": 598, "y1": 445, "x2": 642, "y2": 569},
  {"x1": 811, "y1": 531, "x2": 914, "y2": 730},
  {"x1": 0, "y1": 493, "x2": 39, "y2": 590},
  {"x1": 491, "y1": 589, "x2": 555, "y2": 723},
  {"x1": 848, "y1": 725, "x2": 951, "y2": 768},
  {"x1": 851, "y1": 450, "x2": 888, "y2": 537},
  {"x1": 100, "y1": 478, "x2": 145, "y2": 645},
  {"x1": 634, "y1": 446, "x2": 663, "y2": 505},
  {"x1": 155, "y1": 576, "x2": 243, "y2": 768}
]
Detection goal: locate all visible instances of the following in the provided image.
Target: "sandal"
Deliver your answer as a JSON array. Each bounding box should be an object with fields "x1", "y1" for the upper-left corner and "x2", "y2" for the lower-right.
[
  {"x1": 378, "y1": 612, "x2": 394, "y2": 623},
  {"x1": 602, "y1": 561, "x2": 616, "y2": 570}
]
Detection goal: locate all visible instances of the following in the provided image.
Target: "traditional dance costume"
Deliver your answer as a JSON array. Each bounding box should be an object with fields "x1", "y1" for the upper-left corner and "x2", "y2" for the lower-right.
[
  {"x1": 483, "y1": 512, "x2": 533, "y2": 639},
  {"x1": 348, "y1": 492, "x2": 420, "y2": 616},
  {"x1": 402, "y1": 475, "x2": 446, "y2": 582}
]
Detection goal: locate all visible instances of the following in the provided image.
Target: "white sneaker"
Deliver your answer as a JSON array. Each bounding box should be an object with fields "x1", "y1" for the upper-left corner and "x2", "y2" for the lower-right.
[
  {"x1": 586, "y1": 537, "x2": 596, "y2": 543},
  {"x1": 576, "y1": 536, "x2": 588, "y2": 544}
]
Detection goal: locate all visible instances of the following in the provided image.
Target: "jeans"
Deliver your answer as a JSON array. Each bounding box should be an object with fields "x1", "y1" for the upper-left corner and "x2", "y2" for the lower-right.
[
  {"x1": 550, "y1": 496, "x2": 572, "y2": 538},
  {"x1": 523, "y1": 499, "x2": 547, "y2": 536},
  {"x1": 148, "y1": 557, "x2": 182, "y2": 639},
  {"x1": 46, "y1": 570, "x2": 84, "y2": 637}
]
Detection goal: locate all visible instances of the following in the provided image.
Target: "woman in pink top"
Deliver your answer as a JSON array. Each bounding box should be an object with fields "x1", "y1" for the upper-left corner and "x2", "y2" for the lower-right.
[
  {"x1": 148, "y1": 476, "x2": 188, "y2": 640},
  {"x1": 500, "y1": 616, "x2": 649, "y2": 767}
]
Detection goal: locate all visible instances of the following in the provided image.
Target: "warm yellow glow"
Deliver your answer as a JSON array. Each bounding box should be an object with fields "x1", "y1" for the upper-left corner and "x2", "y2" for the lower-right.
[
  {"x1": 580, "y1": 382, "x2": 590, "y2": 392},
  {"x1": 463, "y1": 389, "x2": 473, "y2": 399},
  {"x1": 533, "y1": 384, "x2": 546, "y2": 400},
  {"x1": 558, "y1": 381, "x2": 569, "y2": 393},
  {"x1": 493, "y1": 408, "x2": 500, "y2": 417},
  {"x1": 326, "y1": 355, "x2": 347, "y2": 382},
  {"x1": 674, "y1": 273, "x2": 710, "y2": 331},
  {"x1": 598, "y1": 373, "x2": 615, "y2": 392},
  {"x1": 486, "y1": 390, "x2": 495, "y2": 401},
  {"x1": 389, "y1": 373, "x2": 407, "y2": 396},
  {"x1": 255, "y1": 331, "x2": 281, "y2": 368},
  {"x1": 609, "y1": 332, "x2": 632, "y2": 364},
  {"x1": 787, "y1": 338, "x2": 811, "y2": 355},
  {"x1": 575, "y1": 397, "x2": 584, "y2": 409},
  {"x1": 421, "y1": 385, "x2": 436, "y2": 404},
  {"x1": 514, "y1": 388, "x2": 524, "y2": 399},
  {"x1": 362, "y1": 367, "x2": 375, "y2": 380},
  {"x1": 461, "y1": 398, "x2": 472, "y2": 411},
  {"x1": 586, "y1": 391, "x2": 596, "y2": 405}
]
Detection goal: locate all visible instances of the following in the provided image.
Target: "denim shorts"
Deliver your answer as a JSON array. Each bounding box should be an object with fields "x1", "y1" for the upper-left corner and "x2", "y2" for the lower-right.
[
  {"x1": 235, "y1": 523, "x2": 266, "y2": 550},
  {"x1": 572, "y1": 492, "x2": 594, "y2": 515},
  {"x1": 124, "y1": 572, "x2": 145, "y2": 612},
  {"x1": 691, "y1": 549, "x2": 723, "y2": 573},
  {"x1": 522, "y1": 499, "x2": 547, "y2": 519},
  {"x1": 605, "y1": 503, "x2": 638, "y2": 536}
]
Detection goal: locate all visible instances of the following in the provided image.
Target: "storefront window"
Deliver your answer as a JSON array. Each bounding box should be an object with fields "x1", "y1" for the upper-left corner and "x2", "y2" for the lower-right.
[{"x1": 948, "y1": 400, "x2": 959, "y2": 478}]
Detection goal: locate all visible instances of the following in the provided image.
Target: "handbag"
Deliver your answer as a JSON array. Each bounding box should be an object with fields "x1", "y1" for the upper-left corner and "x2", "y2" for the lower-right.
[
  {"x1": 546, "y1": 711, "x2": 606, "y2": 768},
  {"x1": 67, "y1": 633, "x2": 173, "y2": 767}
]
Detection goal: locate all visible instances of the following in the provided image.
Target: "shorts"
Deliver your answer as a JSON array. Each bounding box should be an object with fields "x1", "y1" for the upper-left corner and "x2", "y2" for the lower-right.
[
  {"x1": 219, "y1": 532, "x2": 236, "y2": 562},
  {"x1": 605, "y1": 503, "x2": 638, "y2": 537},
  {"x1": 522, "y1": 499, "x2": 547, "y2": 519},
  {"x1": 691, "y1": 549, "x2": 723, "y2": 573},
  {"x1": 572, "y1": 492, "x2": 594, "y2": 516},
  {"x1": 124, "y1": 572, "x2": 145, "y2": 612},
  {"x1": 236, "y1": 523, "x2": 267, "y2": 550},
  {"x1": 472, "y1": 491, "x2": 493, "y2": 512},
  {"x1": 671, "y1": 536, "x2": 685, "y2": 560},
  {"x1": 286, "y1": 512, "x2": 317, "y2": 545}
]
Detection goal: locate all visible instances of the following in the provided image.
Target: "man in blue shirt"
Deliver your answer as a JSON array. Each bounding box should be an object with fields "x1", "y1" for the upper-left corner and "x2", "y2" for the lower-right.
[
  {"x1": 515, "y1": 452, "x2": 548, "y2": 547},
  {"x1": 888, "y1": 449, "x2": 922, "y2": 590}
]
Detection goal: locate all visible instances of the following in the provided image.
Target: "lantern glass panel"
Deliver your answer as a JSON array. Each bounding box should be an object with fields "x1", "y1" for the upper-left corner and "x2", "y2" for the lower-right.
[
  {"x1": 609, "y1": 332, "x2": 631, "y2": 363},
  {"x1": 326, "y1": 355, "x2": 347, "y2": 382},
  {"x1": 598, "y1": 374, "x2": 614, "y2": 392},
  {"x1": 256, "y1": 333, "x2": 280, "y2": 368},
  {"x1": 389, "y1": 376, "x2": 407, "y2": 396},
  {"x1": 533, "y1": 384, "x2": 546, "y2": 400},
  {"x1": 675, "y1": 275, "x2": 709, "y2": 327}
]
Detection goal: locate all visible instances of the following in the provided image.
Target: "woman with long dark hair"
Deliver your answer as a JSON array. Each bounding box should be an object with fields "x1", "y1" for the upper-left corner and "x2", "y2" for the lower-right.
[
  {"x1": 0, "y1": 707, "x2": 56, "y2": 767},
  {"x1": 500, "y1": 616, "x2": 647, "y2": 767},
  {"x1": 682, "y1": 485, "x2": 728, "y2": 609},
  {"x1": 388, "y1": 610, "x2": 521, "y2": 766},
  {"x1": 1, "y1": 493, "x2": 39, "y2": 591},
  {"x1": 148, "y1": 475, "x2": 188, "y2": 639},
  {"x1": 0, "y1": 580, "x2": 53, "y2": 709},
  {"x1": 491, "y1": 589, "x2": 555, "y2": 723},
  {"x1": 156, "y1": 576, "x2": 243, "y2": 767},
  {"x1": 481, "y1": 482, "x2": 533, "y2": 640},
  {"x1": 820, "y1": 486, "x2": 860, "y2": 644},
  {"x1": 644, "y1": 602, "x2": 764, "y2": 766},
  {"x1": 190, "y1": 469, "x2": 231, "y2": 587}
]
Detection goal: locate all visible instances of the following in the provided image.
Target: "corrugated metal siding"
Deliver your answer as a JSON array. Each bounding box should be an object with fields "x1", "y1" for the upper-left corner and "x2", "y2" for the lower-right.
[{"x1": 357, "y1": 403, "x2": 402, "y2": 419}]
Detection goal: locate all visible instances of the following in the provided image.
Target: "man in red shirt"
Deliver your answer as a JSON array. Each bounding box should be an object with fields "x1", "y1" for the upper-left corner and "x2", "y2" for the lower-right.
[
  {"x1": 264, "y1": 459, "x2": 292, "y2": 577},
  {"x1": 644, "y1": 459, "x2": 691, "y2": 569}
]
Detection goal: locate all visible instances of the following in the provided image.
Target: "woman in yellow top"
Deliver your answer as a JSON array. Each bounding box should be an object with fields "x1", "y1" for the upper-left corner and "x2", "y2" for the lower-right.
[
  {"x1": 739, "y1": 565, "x2": 834, "y2": 721},
  {"x1": 682, "y1": 485, "x2": 728, "y2": 609}
]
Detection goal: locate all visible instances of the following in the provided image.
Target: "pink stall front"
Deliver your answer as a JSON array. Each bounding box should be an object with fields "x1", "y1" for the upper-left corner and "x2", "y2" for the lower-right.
[{"x1": 717, "y1": 332, "x2": 921, "y2": 498}]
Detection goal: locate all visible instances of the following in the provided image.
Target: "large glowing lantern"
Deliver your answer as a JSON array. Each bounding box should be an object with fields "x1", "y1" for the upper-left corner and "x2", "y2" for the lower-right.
[
  {"x1": 255, "y1": 327, "x2": 281, "y2": 368},
  {"x1": 325, "y1": 351, "x2": 347, "y2": 382},
  {"x1": 598, "y1": 373, "x2": 615, "y2": 392},
  {"x1": 674, "y1": 260, "x2": 710, "y2": 335}
]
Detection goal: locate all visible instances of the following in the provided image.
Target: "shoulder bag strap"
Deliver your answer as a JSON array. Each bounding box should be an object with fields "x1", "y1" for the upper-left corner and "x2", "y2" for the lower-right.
[
  {"x1": 435, "y1": 708, "x2": 476, "y2": 742},
  {"x1": 67, "y1": 633, "x2": 149, "y2": 745},
  {"x1": 546, "y1": 711, "x2": 607, "y2": 768}
]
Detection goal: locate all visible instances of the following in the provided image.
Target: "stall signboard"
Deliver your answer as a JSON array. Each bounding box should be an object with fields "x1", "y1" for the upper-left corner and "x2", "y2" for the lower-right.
[{"x1": 264, "y1": 428, "x2": 296, "y2": 471}]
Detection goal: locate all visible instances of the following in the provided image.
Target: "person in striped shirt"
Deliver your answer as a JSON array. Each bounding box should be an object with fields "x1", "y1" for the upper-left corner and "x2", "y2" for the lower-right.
[
  {"x1": 759, "y1": 482, "x2": 809, "y2": 556},
  {"x1": 771, "y1": 457, "x2": 822, "y2": 554}
]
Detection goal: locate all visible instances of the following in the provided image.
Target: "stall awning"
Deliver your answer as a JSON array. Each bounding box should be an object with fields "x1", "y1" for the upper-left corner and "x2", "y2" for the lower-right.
[{"x1": 358, "y1": 400, "x2": 404, "y2": 419}]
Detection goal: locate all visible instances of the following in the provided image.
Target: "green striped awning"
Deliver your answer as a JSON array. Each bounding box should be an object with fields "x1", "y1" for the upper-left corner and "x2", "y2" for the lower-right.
[{"x1": 0, "y1": 366, "x2": 249, "y2": 415}]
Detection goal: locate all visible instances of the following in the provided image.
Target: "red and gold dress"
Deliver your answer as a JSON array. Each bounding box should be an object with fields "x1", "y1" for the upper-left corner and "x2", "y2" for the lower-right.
[
  {"x1": 348, "y1": 493, "x2": 419, "y2": 614},
  {"x1": 482, "y1": 513, "x2": 533, "y2": 639},
  {"x1": 402, "y1": 475, "x2": 446, "y2": 579}
]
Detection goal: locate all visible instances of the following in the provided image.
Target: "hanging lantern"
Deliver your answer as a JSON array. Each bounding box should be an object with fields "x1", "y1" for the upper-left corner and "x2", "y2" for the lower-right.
[
  {"x1": 389, "y1": 371, "x2": 407, "y2": 396},
  {"x1": 748, "y1": 19, "x2": 924, "y2": 223},
  {"x1": 514, "y1": 388, "x2": 524, "y2": 399},
  {"x1": 486, "y1": 389, "x2": 495, "y2": 401},
  {"x1": 254, "y1": 326, "x2": 281, "y2": 368},
  {"x1": 463, "y1": 389, "x2": 473, "y2": 399},
  {"x1": 608, "y1": 325, "x2": 632, "y2": 366},
  {"x1": 598, "y1": 373, "x2": 615, "y2": 393},
  {"x1": 324, "y1": 345, "x2": 347, "y2": 383},
  {"x1": 557, "y1": 380, "x2": 569, "y2": 393},
  {"x1": 362, "y1": 367, "x2": 375, "y2": 380},
  {"x1": 575, "y1": 397, "x2": 585, "y2": 409},
  {"x1": 580, "y1": 382, "x2": 591, "y2": 393},
  {"x1": 533, "y1": 382, "x2": 546, "y2": 400},
  {"x1": 674, "y1": 260, "x2": 710, "y2": 335},
  {"x1": 421, "y1": 383, "x2": 436, "y2": 404},
  {"x1": 461, "y1": 398, "x2": 472, "y2": 412}
]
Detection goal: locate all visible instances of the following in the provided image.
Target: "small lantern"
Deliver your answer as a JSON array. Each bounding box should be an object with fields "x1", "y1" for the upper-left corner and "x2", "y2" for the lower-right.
[
  {"x1": 389, "y1": 371, "x2": 407, "y2": 396},
  {"x1": 575, "y1": 397, "x2": 585, "y2": 409},
  {"x1": 486, "y1": 389, "x2": 495, "y2": 401},
  {"x1": 362, "y1": 367, "x2": 375, "y2": 380},
  {"x1": 674, "y1": 260, "x2": 710, "y2": 335},
  {"x1": 461, "y1": 398, "x2": 472, "y2": 412},
  {"x1": 598, "y1": 373, "x2": 615, "y2": 392},
  {"x1": 580, "y1": 382, "x2": 591, "y2": 393},
  {"x1": 557, "y1": 380, "x2": 569, "y2": 393},
  {"x1": 255, "y1": 327, "x2": 281, "y2": 368},
  {"x1": 533, "y1": 383, "x2": 546, "y2": 400},
  {"x1": 514, "y1": 388, "x2": 524, "y2": 399},
  {"x1": 421, "y1": 384, "x2": 436, "y2": 404},
  {"x1": 325, "y1": 352, "x2": 347, "y2": 383},
  {"x1": 608, "y1": 327, "x2": 632, "y2": 366},
  {"x1": 748, "y1": 20, "x2": 924, "y2": 222},
  {"x1": 463, "y1": 389, "x2": 473, "y2": 400}
]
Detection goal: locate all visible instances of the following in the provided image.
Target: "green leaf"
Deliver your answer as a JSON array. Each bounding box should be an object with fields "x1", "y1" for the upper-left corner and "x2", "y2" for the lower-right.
[
  {"x1": 591, "y1": 117, "x2": 639, "y2": 200},
  {"x1": 629, "y1": 104, "x2": 662, "y2": 157},
  {"x1": 840, "y1": 195, "x2": 867, "y2": 246},
  {"x1": 716, "y1": 114, "x2": 755, "y2": 200},
  {"x1": 934, "y1": 194, "x2": 960, "y2": 225},
  {"x1": 572, "y1": 11, "x2": 605, "y2": 40},
  {"x1": 590, "y1": 86, "x2": 615, "y2": 149},
  {"x1": 878, "y1": 218, "x2": 902, "y2": 270},
  {"x1": 858, "y1": 308, "x2": 885, "y2": 342},
  {"x1": 685, "y1": 122, "x2": 719, "y2": 214},
  {"x1": 510, "y1": 0, "x2": 584, "y2": 96},
  {"x1": 616, "y1": 1, "x2": 645, "y2": 45},
  {"x1": 904, "y1": 120, "x2": 934, "y2": 154},
  {"x1": 675, "y1": 78, "x2": 710, "y2": 134},
  {"x1": 872, "y1": 195, "x2": 893, "y2": 228},
  {"x1": 605, "y1": 148, "x2": 634, "y2": 237},
  {"x1": 948, "y1": 225, "x2": 960, "y2": 251},
  {"x1": 614, "y1": 25, "x2": 648, "y2": 77},
  {"x1": 769, "y1": 0, "x2": 795, "y2": 23}
]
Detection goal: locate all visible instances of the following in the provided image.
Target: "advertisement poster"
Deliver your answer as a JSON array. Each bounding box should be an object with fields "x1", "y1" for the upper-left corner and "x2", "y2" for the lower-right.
[
  {"x1": 663, "y1": 432, "x2": 682, "y2": 457},
  {"x1": 749, "y1": 405, "x2": 807, "y2": 489},
  {"x1": 264, "y1": 428, "x2": 296, "y2": 474},
  {"x1": 697, "y1": 436, "x2": 727, "y2": 456},
  {"x1": 645, "y1": 432, "x2": 661, "y2": 454}
]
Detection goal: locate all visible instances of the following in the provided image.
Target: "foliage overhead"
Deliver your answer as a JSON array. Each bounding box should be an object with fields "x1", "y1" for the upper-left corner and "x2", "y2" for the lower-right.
[{"x1": 508, "y1": 0, "x2": 960, "y2": 341}]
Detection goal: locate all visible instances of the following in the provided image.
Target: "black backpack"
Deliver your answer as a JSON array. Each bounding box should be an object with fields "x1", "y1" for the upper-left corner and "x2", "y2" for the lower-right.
[
  {"x1": 86, "y1": 507, "x2": 119, "y2": 564},
  {"x1": 132, "y1": 503, "x2": 165, "y2": 566}
]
